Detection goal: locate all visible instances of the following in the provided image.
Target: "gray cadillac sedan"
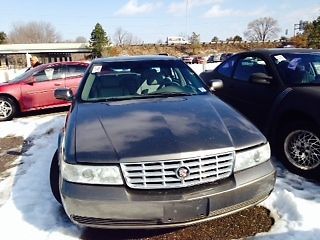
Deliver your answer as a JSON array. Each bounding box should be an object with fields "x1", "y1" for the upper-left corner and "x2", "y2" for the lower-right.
[{"x1": 50, "y1": 55, "x2": 275, "y2": 229}]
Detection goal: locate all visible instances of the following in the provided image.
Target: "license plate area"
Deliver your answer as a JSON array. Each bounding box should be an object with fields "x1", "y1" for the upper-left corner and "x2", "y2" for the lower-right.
[{"x1": 163, "y1": 198, "x2": 209, "y2": 223}]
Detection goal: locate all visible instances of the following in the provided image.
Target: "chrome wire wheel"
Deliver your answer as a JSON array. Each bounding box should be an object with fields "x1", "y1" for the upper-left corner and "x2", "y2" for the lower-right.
[
  {"x1": 0, "y1": 98, "x2": 13, "y2": 120},
  {"x1": 284, "y1": 129, "x2": 320, "y2": 170}
]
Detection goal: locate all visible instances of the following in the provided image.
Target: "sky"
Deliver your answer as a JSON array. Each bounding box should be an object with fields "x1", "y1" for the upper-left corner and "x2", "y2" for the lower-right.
[
  {"x1": 0, "y1": 111, "x2": 319, "y2": 239},
  {"x1": 0, "y1": 0, "x2": 320, "y2": 43}
]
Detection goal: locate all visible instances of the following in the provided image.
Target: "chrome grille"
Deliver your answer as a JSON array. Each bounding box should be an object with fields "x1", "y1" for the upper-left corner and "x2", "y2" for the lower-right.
[{"x1": 120, "y1": 151, "x2": 234, "y2": 189}]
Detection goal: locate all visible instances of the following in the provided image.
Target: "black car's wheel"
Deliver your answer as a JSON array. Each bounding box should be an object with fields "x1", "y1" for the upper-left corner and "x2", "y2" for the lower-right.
[
  {"x1": 50, "y1": 150, "x2": 62, "y2": 204},
  {"x1": 0, "y1": 96, "x2": 17, "y2": 121},
  {"x1": 277, "y1": 121, "x2": 320, "y2": 179}
]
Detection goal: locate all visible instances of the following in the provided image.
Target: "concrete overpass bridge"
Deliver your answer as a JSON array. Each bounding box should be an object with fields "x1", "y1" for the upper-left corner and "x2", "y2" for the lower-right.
[{"x1": 0, "y1": 43, "x2": 91, "y2": 67}]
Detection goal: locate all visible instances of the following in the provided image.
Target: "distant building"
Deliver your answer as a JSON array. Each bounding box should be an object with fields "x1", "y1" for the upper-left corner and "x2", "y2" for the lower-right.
[{"x1": 166, "y1": 36, "x2": 189, "y2": 45}]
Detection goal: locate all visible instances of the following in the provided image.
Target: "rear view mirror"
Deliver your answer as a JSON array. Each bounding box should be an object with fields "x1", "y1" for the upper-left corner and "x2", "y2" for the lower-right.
[
  {"x1": 54, "y1": 88, "x2": 74, "y2": 101},
  {"x1": 250, "y1": 73, "x2": 272, "y2": 85}
]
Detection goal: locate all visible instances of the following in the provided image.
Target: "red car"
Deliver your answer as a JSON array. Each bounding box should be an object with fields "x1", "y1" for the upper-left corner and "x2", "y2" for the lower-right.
[
  {"x1": 181, "y1": 56, "x2": 193, "y2": 64},
  {"x1": 192, "y1": 56, "x2": 206, "y2": 64},
  {"x1": 0, "y1": 61, "x2": 89, "y2": 121}
]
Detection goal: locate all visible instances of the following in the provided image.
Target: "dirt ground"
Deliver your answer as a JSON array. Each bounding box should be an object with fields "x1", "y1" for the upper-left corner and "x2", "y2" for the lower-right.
[
  {"x1": 82, "y1": 206, "x2": 274, "y2": 240},
  {"x1": 0, "y1": 135, "x2": 274, "y2": 240}
]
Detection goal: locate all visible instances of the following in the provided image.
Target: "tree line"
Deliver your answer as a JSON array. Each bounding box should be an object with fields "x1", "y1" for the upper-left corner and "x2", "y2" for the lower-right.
[{"x1": 1, "y1": 15, "x2": 320, "y2": 57}]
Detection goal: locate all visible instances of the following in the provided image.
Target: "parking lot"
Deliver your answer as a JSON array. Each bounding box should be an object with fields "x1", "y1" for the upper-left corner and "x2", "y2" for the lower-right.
[{"x1": 0, "y1": 111, "x2": 319, "y2": 240}]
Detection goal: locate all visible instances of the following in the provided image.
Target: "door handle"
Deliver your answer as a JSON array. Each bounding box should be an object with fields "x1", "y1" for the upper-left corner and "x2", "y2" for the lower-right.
[{"x1": 54, "y1": 83, "x2": 61, "y2": 86}]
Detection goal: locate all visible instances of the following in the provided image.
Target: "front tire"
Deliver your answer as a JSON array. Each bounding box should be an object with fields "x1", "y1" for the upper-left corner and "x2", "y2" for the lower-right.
[
  {"x1": 277, "y1": 121, "x2": 320, "y2": 179},
  {"x1": 50, "y1": 150, "x2": 62, "y2": 204},
  {"x1": 0, "y1": 96, "x2": 17, "y2": 121}
]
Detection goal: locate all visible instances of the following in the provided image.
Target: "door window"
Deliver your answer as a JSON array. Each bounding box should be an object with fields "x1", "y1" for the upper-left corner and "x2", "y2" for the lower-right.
[
  {"x1": 34, "y1": 65, "x2": 65, "y2": 82},
  {"x1": 66, "y1": 65, "x2": 87, "y2": 78},
  {"x1": 217, "y1": 56, "x2": 237, "y2": 77},
  {"x1": 233, "y1": 56, "x2": 268, "y2": 81}
]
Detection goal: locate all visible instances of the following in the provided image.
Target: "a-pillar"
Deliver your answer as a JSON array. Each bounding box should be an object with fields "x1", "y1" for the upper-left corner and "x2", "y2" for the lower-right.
[{"x1": 26, "y1": 53, "x2": 32, "y2": 67}]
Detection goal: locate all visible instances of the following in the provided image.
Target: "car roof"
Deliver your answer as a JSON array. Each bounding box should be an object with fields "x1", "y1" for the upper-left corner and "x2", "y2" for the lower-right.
[
  {"x1": 244, "y1": 48, "x2": 320, "y2": 56},
  {"x1": 91, "y1": 55, "x2": 178, "y2": 64},
  {"x1": 31, "y1": 61, "x2": 88, "y2": 71},
  {"x1": 41, "y1": 61, "x2": 89, "y2": 67}
]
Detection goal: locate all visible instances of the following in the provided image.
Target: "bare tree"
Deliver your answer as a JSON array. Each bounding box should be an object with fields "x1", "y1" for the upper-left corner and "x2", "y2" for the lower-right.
[
  {"x1": 127, "y1": 34, "x2": 143, "y2": 45},
  {"x1": 113, "y1": 27, "x2": 129, "y2": 45},
  {"x1": 244, "y1": 17, "x2": 280, "y2": 42},
  {"x1": 8, "y1": 21, "x2": 61, "y2": 43},
  {"x1": 113, "y1": 27, "x2": 143, "y2": 45},
  {"x1": 189, "y1": 32, "x2": 201, "y2": 54},
  {"x1": 75, "y1": 36, "x2": 87, "y2": 43}
]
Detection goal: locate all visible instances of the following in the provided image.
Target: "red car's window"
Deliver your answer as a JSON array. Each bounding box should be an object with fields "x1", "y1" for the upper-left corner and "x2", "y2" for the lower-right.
[
  {"x1": 34, "y1": 65, "x2": 65, "y2": 82},
  {"x1": 66, "y1": 65, "x2": 88, "y2": 78}
]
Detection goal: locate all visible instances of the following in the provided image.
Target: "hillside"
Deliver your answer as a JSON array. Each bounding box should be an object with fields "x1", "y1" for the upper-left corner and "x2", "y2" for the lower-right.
[{"x1": 106, "y1": 41, "x2": 284, "y2": 57}]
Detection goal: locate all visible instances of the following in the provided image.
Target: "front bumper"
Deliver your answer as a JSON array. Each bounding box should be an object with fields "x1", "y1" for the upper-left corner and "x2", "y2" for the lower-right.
[{"x1": 61, "y1": 160, "x2": 275, "y2": 229}]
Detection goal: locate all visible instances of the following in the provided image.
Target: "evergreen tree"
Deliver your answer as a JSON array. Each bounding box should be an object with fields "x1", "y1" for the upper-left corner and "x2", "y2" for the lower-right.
[
  {"x1": 306, "y1": 16, "x2": 320, "y2": 49},
  {"x1": 0, "y1": 31, "x2": 7, "y2": 44},
  {"x1": 290, "y1": 17, "x2": 319, "y2": 48},
  {"x1": 211, "y1": 36, "x2": 219, "y2": 42},
  {"x1": 233, "y1": 35, "x2": 242, "y2": 41},
  {"x1": 89, "y1": 23, "x2": 111, "y2": 58}
]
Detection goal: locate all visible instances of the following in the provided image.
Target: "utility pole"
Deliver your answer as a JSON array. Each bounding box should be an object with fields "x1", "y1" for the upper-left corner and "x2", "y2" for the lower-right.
[
  {"x1": 293, "y1": 20, "x2": 307, "y2": 37},
  {"x1": 185, "y1": 0, "x2": 189, "y2": 40}
]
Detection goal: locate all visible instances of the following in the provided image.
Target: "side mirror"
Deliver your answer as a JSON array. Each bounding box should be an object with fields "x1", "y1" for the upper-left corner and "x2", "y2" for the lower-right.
[
  {"x1": 54, "y1": 88, "x2": 74, "y2": 101},
  {"x1": 249, "y1": 73, "x2": 272, "y2": 85},
  {"x1": 209, "y1": 79, "x2": 223, "y2": 91},
  {"x1": 25, "y1": 77, "x2": 35, "y2": 85}
]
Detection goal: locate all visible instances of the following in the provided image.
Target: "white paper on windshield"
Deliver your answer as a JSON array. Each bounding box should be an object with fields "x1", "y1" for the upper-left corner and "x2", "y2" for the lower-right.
[
  {"x1": 198, "y1": 87, "x2": 207, "y2": 92},
  {"x1": 92, "y1": 65, "x2": 102, "y2": 73},
  {"x1": 274, "y1": 55, "x2": 287, "y2": 62}
]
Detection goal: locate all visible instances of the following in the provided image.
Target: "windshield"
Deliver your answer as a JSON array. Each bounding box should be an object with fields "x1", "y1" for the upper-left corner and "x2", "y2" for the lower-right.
[
  {"x1": 80, "y1": 59, "x2": 208, "y2": 101},
  {"x1": 10, "y1": 68, "x2": 37, "y2": 83},
  {"x1": 272, "y1": 53, "x2": 320, "y2": 85}
]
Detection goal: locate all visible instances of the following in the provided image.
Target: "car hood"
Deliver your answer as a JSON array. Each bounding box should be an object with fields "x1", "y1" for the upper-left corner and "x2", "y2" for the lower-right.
[{"x1": 72, "y1": 95, "x2": 266, "y2": 164}]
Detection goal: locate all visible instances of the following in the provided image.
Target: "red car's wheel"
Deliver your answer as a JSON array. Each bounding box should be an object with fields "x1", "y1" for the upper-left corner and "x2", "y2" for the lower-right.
[{"x1": 0, "y1": 96, "x2": 17, "y2": 121}]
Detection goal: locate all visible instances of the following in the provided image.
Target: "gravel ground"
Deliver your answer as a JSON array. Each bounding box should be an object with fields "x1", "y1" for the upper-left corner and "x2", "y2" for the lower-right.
[
  {"x1": 81, "y1": 206, "x2": 273, "y2": 240},
  {"x1": 0, "y1": 136, "x2": 25, "y2": 179}
]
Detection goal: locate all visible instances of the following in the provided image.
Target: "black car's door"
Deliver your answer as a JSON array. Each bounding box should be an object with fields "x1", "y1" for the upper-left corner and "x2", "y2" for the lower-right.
[{"x1": 214, "y1": 53, "x2": 282, "y2": 131}]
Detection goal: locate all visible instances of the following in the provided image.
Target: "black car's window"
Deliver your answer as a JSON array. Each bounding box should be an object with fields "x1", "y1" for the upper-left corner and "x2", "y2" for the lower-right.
[
  {"x1": 233, "y1": 56, "x2": 268, "y2": 81},
  {"x1": 216, "y1": 56, "x2": 236, "y2": 77},
  {"x1": 272, "y1": 53, "x2": 320, "y2": 85},
  {"x1": 80, "y1": 60, "x2": 209, "y2": 101},
  {"x1": 66, "y1": 64, "x2": 87, "y2": 78},
  {"x1": 33, "y1": 65, "x2": 65, "y2": 82}
]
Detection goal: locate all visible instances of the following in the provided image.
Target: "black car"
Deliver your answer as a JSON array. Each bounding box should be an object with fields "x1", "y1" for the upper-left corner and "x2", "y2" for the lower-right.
[
  {"x1": 220, "y1": 53, "x2": 233, "y2": 61},
  {"x1": 200, "y1": 48, "x2": 320, "y2": 178},
  {"x1": 50, "y1": 55, "x2": 275, "y2": 229}
]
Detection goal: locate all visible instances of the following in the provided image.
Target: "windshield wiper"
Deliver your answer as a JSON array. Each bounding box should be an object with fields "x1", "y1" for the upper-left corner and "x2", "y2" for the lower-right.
[
  {"x1": 87, "y1": 92, "x2": 196, "y2": 102},
  {"x1": 147, "y1": 92, "x2": 195, "y2": 97},
  {"x1": 104, "y1": 96, "x2": 137, "y2": 101}
]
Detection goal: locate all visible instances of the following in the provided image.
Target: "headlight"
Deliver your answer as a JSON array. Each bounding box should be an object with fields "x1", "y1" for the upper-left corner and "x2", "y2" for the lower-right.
[
  {"x1": 61, "y1": 161, "x2": 123, "y2": 185},
  {"x1": 234, "y1": 143, "x2": 271, "y2": 172}
]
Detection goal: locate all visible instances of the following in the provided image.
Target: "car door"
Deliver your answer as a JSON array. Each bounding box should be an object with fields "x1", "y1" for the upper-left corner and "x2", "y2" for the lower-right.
[
  {"x1": 65, "y1": 63, "x2": 88, "y2": 95},
  {"x1": 20, "y1": 64, "x2": 66, "y2": 109},
  {"x1": 214, "y1": 53, "x2": 281, "y2": 130}
]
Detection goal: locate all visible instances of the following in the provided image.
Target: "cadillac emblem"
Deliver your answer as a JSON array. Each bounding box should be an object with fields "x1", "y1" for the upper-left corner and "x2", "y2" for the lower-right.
[{"x1": 176, "y1": 166, "x2": 190, "y2": 180}]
